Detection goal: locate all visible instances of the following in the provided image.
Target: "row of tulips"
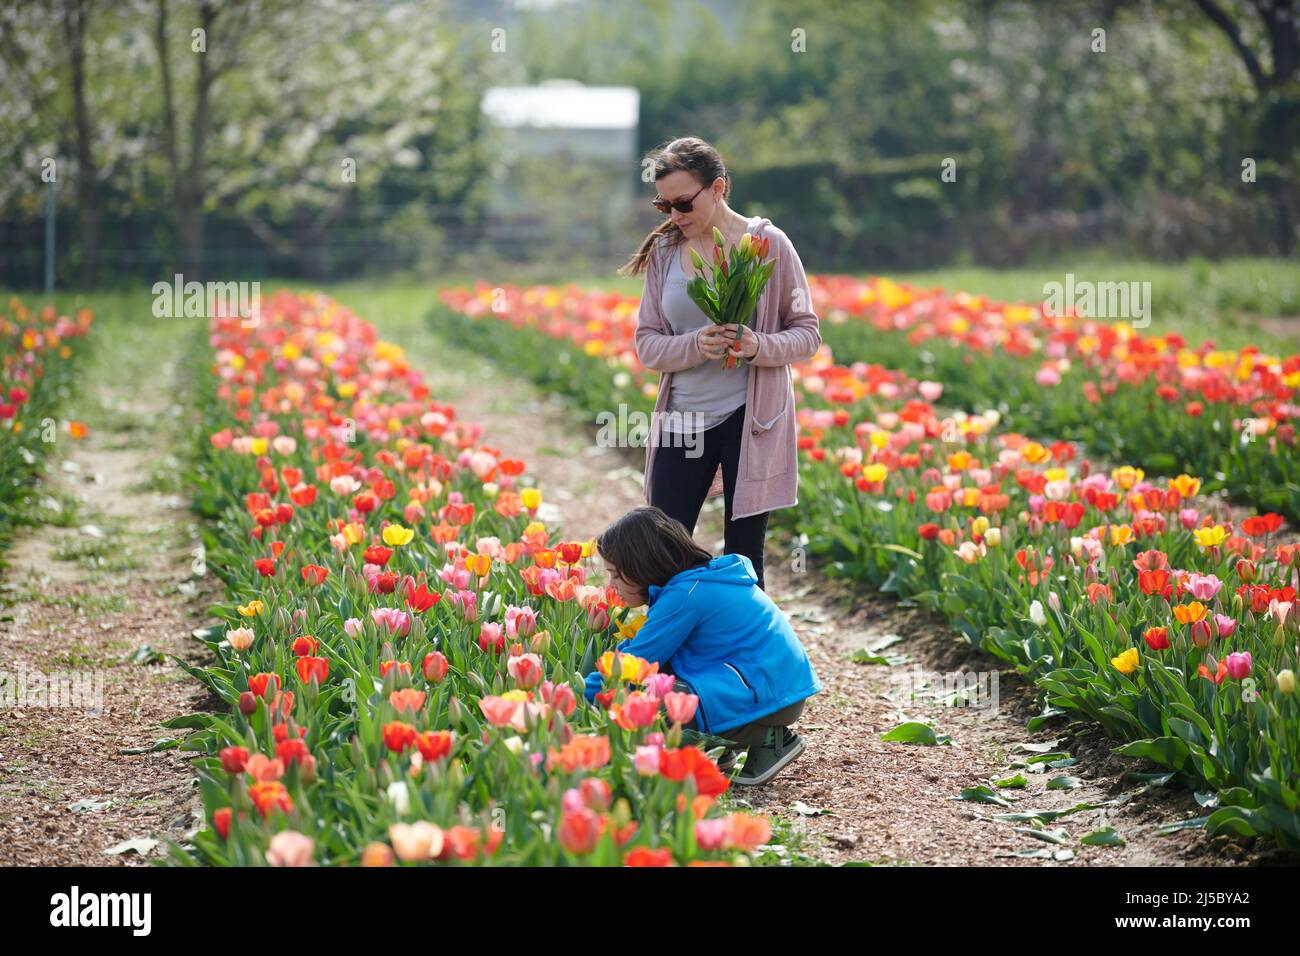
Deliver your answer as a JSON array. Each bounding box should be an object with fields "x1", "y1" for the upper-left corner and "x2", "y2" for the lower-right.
[
  {"x1": 170, "y1": 288, "x2": 773, "y2": 866},
  {"x1": 807, "y1": 275, "x2": 1300, "y2": 520},
  {"x1": 0, "y1": 297, "x2": 93, "y2": 552},
  {"x1": 433, "y1": 282, "x2": 1300, "y2": 846}
]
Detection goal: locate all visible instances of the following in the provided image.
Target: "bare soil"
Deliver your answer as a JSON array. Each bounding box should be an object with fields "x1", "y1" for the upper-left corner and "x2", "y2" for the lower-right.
[{"x1": 0, "y1": 336, "x2": 216, "y2": 866}]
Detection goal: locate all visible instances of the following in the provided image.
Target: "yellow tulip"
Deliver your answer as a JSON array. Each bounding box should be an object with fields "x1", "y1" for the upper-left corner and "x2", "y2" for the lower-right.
[
  {"x1": 1192, "y1": 525, "x2": 1227, "y2": 550},
  {"x1": 520, "y1": 488, "x2": 542, "y2": 510},
  {"x1": 1111, "y1": 466, "x2": 1144, "y2": 490},
  {"x1": 1111, "y1": 647, "x2": 1140, "y2": 674},
  {"x1": 383, "y1": 524, "x2": 415, "y2": 547},
  {"x1": 237, "y1": 599, "x2": 265, "y2": 617}
]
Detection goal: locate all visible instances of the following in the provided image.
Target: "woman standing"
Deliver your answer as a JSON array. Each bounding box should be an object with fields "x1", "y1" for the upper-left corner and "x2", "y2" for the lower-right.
[{"x1": 618, "y1": 137, "x2": 821, "y2": 590}]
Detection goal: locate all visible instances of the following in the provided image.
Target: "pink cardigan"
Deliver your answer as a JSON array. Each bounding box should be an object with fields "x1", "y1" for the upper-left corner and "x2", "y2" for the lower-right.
[{"x1": 635, "y1": 216, "x2": 822, "y2": 520}]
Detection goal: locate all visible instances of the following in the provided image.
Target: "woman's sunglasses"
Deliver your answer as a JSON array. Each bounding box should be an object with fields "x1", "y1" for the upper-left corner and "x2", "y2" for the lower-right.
[{"x1": 651, "y1": 183, "x2": 709, "y2": 215}]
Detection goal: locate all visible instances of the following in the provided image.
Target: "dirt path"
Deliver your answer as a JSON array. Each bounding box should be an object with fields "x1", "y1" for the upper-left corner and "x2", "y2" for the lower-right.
[
  {"x1": 379, "y1": 298, "x2": 1282, "y2": 867},
  {"x1": 0, "y1": 316, "x2": 215, "y2": 865}
]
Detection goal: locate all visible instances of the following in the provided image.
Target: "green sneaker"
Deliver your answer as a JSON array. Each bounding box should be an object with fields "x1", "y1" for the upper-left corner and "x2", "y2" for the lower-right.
[{"x1": 731, "y1": 727, "x2": 805, "y2": 786}]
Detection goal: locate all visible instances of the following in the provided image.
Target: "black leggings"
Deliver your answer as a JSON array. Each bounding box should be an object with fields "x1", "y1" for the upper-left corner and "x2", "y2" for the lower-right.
[{"x1": 649, "y1": 404, "x2": 770, "y2": 590}]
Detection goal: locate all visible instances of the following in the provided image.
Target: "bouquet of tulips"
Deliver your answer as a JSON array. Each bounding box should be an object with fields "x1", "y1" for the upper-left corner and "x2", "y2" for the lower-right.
[{"x1": 686, "y1": 226, "x2": 777, "y2": 369}]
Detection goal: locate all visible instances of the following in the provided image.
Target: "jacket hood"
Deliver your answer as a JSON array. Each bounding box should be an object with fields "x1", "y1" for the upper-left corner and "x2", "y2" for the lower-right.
[{"x1": 648, "y1": 554, "x2": 756, "y2": 603}]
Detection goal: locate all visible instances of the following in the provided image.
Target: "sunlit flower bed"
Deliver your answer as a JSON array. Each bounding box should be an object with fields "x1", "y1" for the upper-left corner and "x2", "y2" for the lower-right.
[
  {"x1": 172, "y1": 289, "x2": 770, "y2": 866},
  {"x1": 808, "y1": 275, "x2": 1300, "y2": 518},
  {"x1": 435, "y1": 282, "x2": 1300, "y2": 846},
  {"x1": 0, "y1": 297, "x2": 93, "y2": 546}
]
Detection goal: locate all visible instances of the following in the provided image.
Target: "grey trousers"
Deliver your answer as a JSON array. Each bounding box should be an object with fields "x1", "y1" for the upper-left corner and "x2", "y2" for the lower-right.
[{"x1": 672, "y1": 678, "x2": 805, "y2": 749}]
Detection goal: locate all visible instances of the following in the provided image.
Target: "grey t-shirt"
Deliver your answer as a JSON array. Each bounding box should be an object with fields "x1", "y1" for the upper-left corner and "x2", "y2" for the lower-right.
[{"x1": 659, "y1": 239, "x2": 750, "y2": 433}]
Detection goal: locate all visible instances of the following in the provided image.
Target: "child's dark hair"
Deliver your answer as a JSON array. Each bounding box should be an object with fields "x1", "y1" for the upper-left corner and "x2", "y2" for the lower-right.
[{"x1": 596, "y1": 506, "x2": 713, "y2": 590}]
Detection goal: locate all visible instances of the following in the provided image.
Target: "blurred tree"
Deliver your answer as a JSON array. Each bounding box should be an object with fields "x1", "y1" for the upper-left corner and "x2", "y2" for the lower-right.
[{"x1": 0, "y1": 0, "x2": 106, "y2": 287}]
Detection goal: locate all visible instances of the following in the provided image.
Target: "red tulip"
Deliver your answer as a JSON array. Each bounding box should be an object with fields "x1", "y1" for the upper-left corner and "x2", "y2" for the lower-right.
[
  {"x1": 220, "y1": 745, "x2": 250, "y2": 774},
  {"x1": 558, "y1": 807, "x2": 601, "y2": 855},
  {"x1": 422, "y1": 651, "x2": 449, "y2": 683},
  {"x1": 213, "y1": 806, "x2": 233, "y2": 839},
  {"x1": 295, "y1": 656, "x2": 329, "y2": 685},
  {"x1": 248, "y1": 672, "x2": 280, "y2": 699},
  {"x1": 1142, "y1": 626, "x2": 1169, "y2": 650},
  {"x1": 301, "y1": 564, "x2": 329, "y2": 586},
  {"x1": 383, "y1": 721, "x2": 417, "y2": 752},
  {"x1": 415, "y1": 730, "x2": 453, "y2": 762}
]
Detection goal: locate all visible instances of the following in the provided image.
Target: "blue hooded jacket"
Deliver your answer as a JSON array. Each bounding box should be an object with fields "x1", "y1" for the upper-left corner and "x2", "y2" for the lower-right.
[{"x1": 581, "y1": 553, "x2": 822, "y2": 735}]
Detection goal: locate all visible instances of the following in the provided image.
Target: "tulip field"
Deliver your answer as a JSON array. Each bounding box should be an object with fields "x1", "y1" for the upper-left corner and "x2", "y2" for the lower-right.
[
  {"x1": 171, "y1": 290, "x2": 769, "y2": 866},
  {"x1": 1, "y1": 299, "x2": 94, "y2": 554},
  {"x1": 807, "y1": 276, "x2": 1300, "y2": 521},
  {"x1": 433, "y1": 279, "x2": 1300, "y2": 848},
  {"x1": 5, "y1": 273, "x2": 1299, "y2": 869}
]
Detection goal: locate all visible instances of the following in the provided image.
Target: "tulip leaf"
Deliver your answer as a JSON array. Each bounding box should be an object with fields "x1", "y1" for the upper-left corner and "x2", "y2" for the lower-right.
[
  {"x1": 119, "y1": 737, "x2": 182, "y2": 755},
  {"x1": 1011, "y1": 740, "x2": 1061, "y2": 754},
  {"x1": 880, "y1": 721, "x2": 950, "y2": 745},
  {"x1": 104, "y1": 837, "x2": 159, "y2": 856},
  {"x1": 68, "y1": 799, "x2": 113, "y2": 813},
  {"x1": 1046, "y1": 775, "x2": 1082, "y2": 790},
  {"x1": 1014, "y1": 826, "x2": 1071, "y2": 844},
  {"x1": 848, "y1": 649, "x2": 891, "y2": 665},
  {"x1": 1156, "y1": 816, "x2": 1210, "y2": 835},
  {"x1": 993, "y1": 773, "x2": 1028, "y2": 789},
  {"x1": 958, "y1": 785, "x2": 1014, "y2": 806},
  {"x1": 1025, "y1": 751, "x2": 1072, "y2": 764},
  {"x1": 1113, "y1": 736, "x2": 1191, "y2": 771},
  {"x1": 1081, "y1": 826, "x2": 1126, "y2": 847}
]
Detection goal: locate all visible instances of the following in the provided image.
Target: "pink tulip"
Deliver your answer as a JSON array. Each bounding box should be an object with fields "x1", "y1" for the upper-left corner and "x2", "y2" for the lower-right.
[
  {"x1": 507, "y1": 652, "x2": 543, "y2": 689},
  {"x1": 664, "y1": 691, "x2": 698, "y2": 725},
  {"x1": 1214, "y1": 614, "x2": 1237, "y2": 639},
  {"x1": 547, "y1": 682, "x2": 577, "y2": 718},
  {"x1": 918, "y1": 380, "x2": 943, "y2": 402},
  {"x1": 644, "y1": 672, "x2": 676, "y2": 700},
  {"x1": 695, "y1": 818, "x2": 728, "y2": 851},
  {"x1": 505, "y1": 605, "x2": 537, "y2": 639},
  {"x1": 370, "y1": 607, "x2": 411, "y2": 637},
  {"x1": 478, "y1": 695, "x2": 520, "y2": 728},
  {"x1": 1187, "y1": 573, "x2": 1223, "y2": 601},
  {"x1": 1180, "y1": 508, "x2": 1199, "y2": 530},
  {"x1": 478, "y1": 621, "x2": 505, "y2": 655},
  {"x1": 634, "y1": 744, "x2": 661, "y2": 775},
  {"x1": 265, "y1": 830, "x2": 315, "y2": 867},
  {"x1": 1225, "y1": 652, "x2": 1252, "y2": 680},
  {"x1": 620, "y1": 691, "x2": 660, "y2": 729},
  {"x1": 580, "y1": 777, "x2": 612, "y2": 810}
]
